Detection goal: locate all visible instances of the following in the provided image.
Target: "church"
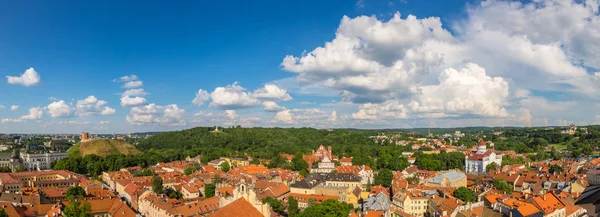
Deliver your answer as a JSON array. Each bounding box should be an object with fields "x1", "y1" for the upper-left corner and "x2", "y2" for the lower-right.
[{"x1": 464, "y1": 139, "x2": 502, "y2": 174}]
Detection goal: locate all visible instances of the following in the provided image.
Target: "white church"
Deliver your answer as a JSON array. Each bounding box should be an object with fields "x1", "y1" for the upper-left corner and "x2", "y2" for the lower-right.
[{"x1": 464, "y1": 139, "x2": 502, "y2": 174}]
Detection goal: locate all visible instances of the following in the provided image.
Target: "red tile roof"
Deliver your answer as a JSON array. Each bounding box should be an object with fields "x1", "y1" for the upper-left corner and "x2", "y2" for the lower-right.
[{"x1": 209, "y1": 198, "x2": 263, "y2": 217}]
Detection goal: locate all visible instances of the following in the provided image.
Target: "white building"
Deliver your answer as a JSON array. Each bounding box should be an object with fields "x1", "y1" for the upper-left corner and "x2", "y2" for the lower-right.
[
  {"x1": 588, "y1": 169, "x2": 600, "y2": 186},
  {"x1": 312, "y1": 155, "x2": 334, "y2": 173},
  {"x1": 21, "y1": 152, "x2": 68, "y2": 171},
  {"x1": 464, "y1": 139, "x2": 502, "y2": 174}
]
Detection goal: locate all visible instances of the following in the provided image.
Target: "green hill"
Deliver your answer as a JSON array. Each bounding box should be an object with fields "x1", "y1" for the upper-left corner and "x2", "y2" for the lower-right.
[{"x1": 68, "y1": 139, "x2": 140, "y2": 157}]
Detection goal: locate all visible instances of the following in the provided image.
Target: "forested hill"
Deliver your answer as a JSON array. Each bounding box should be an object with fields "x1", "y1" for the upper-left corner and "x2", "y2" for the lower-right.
[{"x1": 137, "y1": 127, "x2": 379, "y2": 159}]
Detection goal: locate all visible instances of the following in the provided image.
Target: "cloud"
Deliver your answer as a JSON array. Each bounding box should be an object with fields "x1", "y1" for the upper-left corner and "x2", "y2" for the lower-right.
[
  {"x1": 209, "y1": 82, "x2": 261, "y2": 109},
  {"x1": 6, "y1": 68, "x2": 40, "y2": 87},
  {"x1": 47, "y1": 101, "x2": 74, "y2": 118},
  {"x1": 408, "y1": 63, "x2": 509, "y2": 118},
  {"x1": 194, "y1": 111, "x2": 213, "y2": 117},
  {"x1": 20, "y1": 107, "x2": 43, "y2": 120},
  {"x1": 122, "y1": 81, "x2": 143, "y2": 89},
  {"x1": 263, "y1": 101, "x2": 285, "y2": 112},
  {"x1": 76, "y1": 96, "x2": 116, "y2": 116},
  {"x1": 10, "y1": 105, "x2": 19, "y2": 111},
  {"x1": 120, "y1": 96, "x2": 148, "y2": 107},
  {"x1": 192, "y1": 89, "x2": 210, "y2": 106},
  {"x1": 281, "y1": 13, "x2": 451, "y2": 103},
  {"x1": 280, "y1": 1, "x2": 600, "y2": 125},
  {"x1": 113, "y1": 75, "x2": 138, "y2": 82},
  {"x1": 1, "y1": 118, "x2": 23, "y2": 123},
  {"x1": 122, "y1": 89, "x2": 148, "y2": 97},
  {"x1": 126, "y1": 104, "x2": 185, "y2": 126},
  {"x1": 353, "y1": 101, "x2": 406, "y2": 120},
  {"x1": 99, "y1": 121, "x2": 110, "y2": 125},
  {"x1": 224, "y1": 110, "x2": 237, "y2": 119},
  {"x1": 252, "y1": 84, "x2": 293, "y2": 101},
  {"x1": 272, "y1": 110, "x2": 296, "y2": 124},
  {"x1": 56, "y1": 121, "x2": 90, "y2": 125},
  {"x1": 518, "y1": 108, "x2": 532, "y2": 126}
]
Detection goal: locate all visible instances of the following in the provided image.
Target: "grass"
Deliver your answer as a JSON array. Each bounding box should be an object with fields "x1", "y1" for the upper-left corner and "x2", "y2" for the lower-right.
[
  {"x1": 68, "y1": 139, "x2": 140, "y2": 157},
  {"x1": 549, "y1": 143, "x2": 568, "y2": 150}
]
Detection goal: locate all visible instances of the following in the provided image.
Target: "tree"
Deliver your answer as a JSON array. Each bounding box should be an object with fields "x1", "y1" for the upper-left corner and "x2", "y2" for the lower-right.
[
  {"x1": 288, "y1": 196, "x2": 299, "y2": 217},
  {"x1": 297, "y1": 199, "x2": 353, "y2": 217},
  {"x1": 261, "y1": 197, "x2": 284, "y2": 213},
  {"x1": 453, "y1": 187, "x2": 476, "y2": 202},
  {"x1": 549, "y1": 165, "x2": 564, "y2": 173},
  {"x1": 291, "y1": 154, "x2": 309, "y2": 175},
  {"x1": 63, "y1": 201, "x2": 91, "y2": 217},
  {"x1": 204, "y1": 183, "x2": 216, "y2": 198},
  {"x1": 492, "y1": 178, "x2": 513, "y2": 194},
  {"x1": 486, "y1": 162, "x2": 499, "y2": 172},
  {"x1": 184, "y1": 167, "x2": 193, "y2": 176},
  {"x1": 220, "y1": 162, "x2": 231, "y2": 172},
  {"x1": 164, "y1": 188, "x2": 183, "y2": 199},
  {"x1": 152, "y1": 175, "x2": 163, "y2": 194},
  {"x1": 66, "y1": 186, "x2": 86, "y2": 200},
  {"x1": 0, "y1": 209, "x2": 7, "y2": 217},
  {"x1": 374, "y1": 169, "x2": 393, "y2": 187},
  {"x1": 0, "y1": 167, "x2": 11, "y2": 173}
]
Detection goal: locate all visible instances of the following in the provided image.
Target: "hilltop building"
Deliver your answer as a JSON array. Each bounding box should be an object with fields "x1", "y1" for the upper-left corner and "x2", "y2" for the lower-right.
[
  {"x1": 81, "y1": 132, "x2": 90, "y2": 142},
  {"x1": 313, "y1": 145, "x2": 333, "y2": 162}
]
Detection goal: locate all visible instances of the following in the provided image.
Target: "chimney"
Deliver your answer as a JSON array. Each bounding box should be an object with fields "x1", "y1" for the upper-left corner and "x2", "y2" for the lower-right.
[{"x1": 543, "y1": 194, "x2": 546, "y2": 200}]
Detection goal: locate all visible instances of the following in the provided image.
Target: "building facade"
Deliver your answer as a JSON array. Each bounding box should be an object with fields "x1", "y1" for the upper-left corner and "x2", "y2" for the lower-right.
[{"x1": 465, "y1": 139, "x2": 502, "y2": 174}]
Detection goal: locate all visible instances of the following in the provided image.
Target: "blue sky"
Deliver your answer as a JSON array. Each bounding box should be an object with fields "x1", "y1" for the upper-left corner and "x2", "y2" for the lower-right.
[{"x1": 1, "y1": 0, "x2": 599, "y2": 133}]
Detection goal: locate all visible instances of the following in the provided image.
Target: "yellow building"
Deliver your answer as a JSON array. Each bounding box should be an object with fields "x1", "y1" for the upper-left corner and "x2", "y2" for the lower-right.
[
  {"x1": 425, "y1": 170, "x2": 467, "y2": 188},
  {"x1": 392, "y1": 190, "x2": 429, "y2": 217}
]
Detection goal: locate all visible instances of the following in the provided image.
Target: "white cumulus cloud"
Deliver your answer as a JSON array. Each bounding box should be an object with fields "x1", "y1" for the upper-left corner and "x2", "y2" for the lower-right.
[
  {"x1": 252, "y1": 84, "x2": 293, "y2": 101},
  {"x1": 122, "y1": 81, "x2": 143, "y2": 89},
  {"x1": 209, "y1": 82, "x2": 261, "y2": 109},
  {"x1": 120, "y1": 96, "x2": 148, "y2": 107},
  {"x1": 272, "y1": 110, "x2": 296, "y2": 124},
  {"x1": 192, "y1": 89, "x2": 210, "y2": 106},
  {"x1": 10, "y1": 105, "x2": 19, "y2": 111},
  {"x1": 21, "y1": 107, "x2": 43, "y2": 120},
  {"x1": 263, "y1": 101, "x2": 285, "y2": 112},
  {"x1": 122, "y1": 89, "x2": 148, "y2": 97},
  {"x1": 6, "y1": 68, "x2": 41, "y2": 87},
  {"x1": 47, "y1": 100, "x2": 74, "y2": 118},
  {"x1": 126, "y1": 104, "x2": 185, "y2": 126},
  {"x1": 76, "y1": 96, "x2": 116, "y2": 116}
]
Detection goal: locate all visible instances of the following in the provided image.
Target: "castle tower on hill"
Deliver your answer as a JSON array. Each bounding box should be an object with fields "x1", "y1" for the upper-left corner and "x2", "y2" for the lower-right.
[{"x1": 81, "y1": 132, "x2": 90, "y2": 142}]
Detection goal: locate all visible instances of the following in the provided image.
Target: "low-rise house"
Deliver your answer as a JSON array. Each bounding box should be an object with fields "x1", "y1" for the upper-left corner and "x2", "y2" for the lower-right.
[
  {"x1": 425, "y1": 170, "x2": 467, "y2": 188},
  {"x1": 363, "y1": 191, "x2": 391, "y2": 213}
]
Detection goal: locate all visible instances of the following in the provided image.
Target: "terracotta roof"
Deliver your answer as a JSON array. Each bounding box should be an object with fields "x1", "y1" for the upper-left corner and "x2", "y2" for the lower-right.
[
  {"x1": 532, "y1": 192, "x2": 566, "y2": 214},
  {"x1": 172, "y1": 196, "x2": 220, "y2": 216},
  {"x1": 0, "y1": 173, "x2": 22, "y2": 184},
  {"x1": 565, "y1": 204, "x2": 583, "y2": 216},
  {"x1": 108, "y1": 199, "x2": 136, "y2": 217},
  {"x1": 209, "y1": 197, "x2": 263, "y2": 217},
  {"x1": 364, "y1": 210, "x2": 385, "y2": 217},
  {"x1": 515, "y1": 201, "x2": 541, "y2": 216},
  {"x1": 289, "y1": 193, "x2": 338, "y2": 204},
  {"x1": 340, "y1": 157, "x2": 353, "y2": 163},
  {"x1": 370, "y1": 185, "x2": 389, "y2": 197},
  {"x1": 217, "y1": 186, "x2": 233, "y2": 196},
  {"x1": 254, "y1": 181, "x2": 290, "y2": 200},
  {"x1": 0, "y1": 201, "x2": 25, "y2": 217}
]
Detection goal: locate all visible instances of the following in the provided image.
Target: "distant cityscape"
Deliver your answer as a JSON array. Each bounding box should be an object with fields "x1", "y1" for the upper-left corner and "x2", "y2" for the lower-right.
[{"x1": 0, "y1": 124, "x2": 595, "y2": 216}]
